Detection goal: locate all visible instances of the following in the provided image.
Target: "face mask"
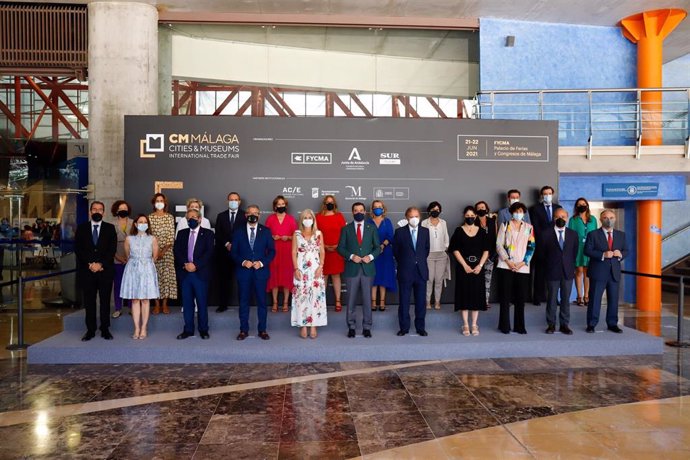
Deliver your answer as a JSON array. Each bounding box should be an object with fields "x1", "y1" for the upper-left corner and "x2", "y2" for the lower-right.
[
  {"x1": 302, "y1": 218, "x2": 314, "y2": 228},
  {"x1": 465, "y1": 217, "x2": 476, "y2": 226},
  {"x1": 91, "y1": 213, "x2": 103, "y2": 222},
  {"x1": 373, "y1": 208, "x2": 384, "y2": 217},
  {"x1": 576, "y1": 205, "x2": 588, "y2": 213},
  {"x1": 555, "y1": 218, "x2": 566, "y2": 228},
  {"x1": 408, "y1": 217, "x2": 420, "y2": 227},
  {"x1": 117, "y1": 210, "x2": 129, "y2": 218},
  {"x1": 430, "y1": 210, "x2": 440, "y2": 218},
  {"x1": 247, "y1": 215, "x2": 259, "y2": 224},
  {"x1": 155, "y1": 202, "x2": 165, "y2": 210},
  {"x1": 325, "y1": 203, "x2": 335, "y2": 211},
  {"x1": 353, "y1": 213, "x2": 365, "y2": 222},
  {"x1": 275, "y1": 206, "x2": 287, "y2": 214},
  {"x1": 476, "y1": 209, "x2": 488, "y2": 217},
  {"x1": 602, "y1": 218, "x2": 615, "y2": 228},
  {"x1": 187, "y1": 219, "x2": 199, "y2": 229},
  {"x1": 136, "y1": 223, "x2": 148, "y2": 232},
  {"x1": 509, "y1": 198, "x2": 519, "y2": 205},
  {"x1": 512, "y1": 212, "x2": 524, "y2": 221},
  {"x1": 543, "y1": 194, "x2": 553, "y2": 204},
  {"x1": 229, "y1": 200, "x2": 240, "y2": 210}
]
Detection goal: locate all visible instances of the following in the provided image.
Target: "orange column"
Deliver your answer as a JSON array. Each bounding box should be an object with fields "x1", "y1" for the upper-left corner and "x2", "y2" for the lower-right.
[{"x1": 619, "y1": 9, "x2": 686, "y2": 317}]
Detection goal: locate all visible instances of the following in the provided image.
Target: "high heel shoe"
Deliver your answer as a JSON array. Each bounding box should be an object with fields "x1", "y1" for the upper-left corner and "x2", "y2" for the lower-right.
[
  {"x1": 310, "y1": 328, "x2": 318, "y2": 339},
  {"x1": 471, "y1": 325, "x2": 479, "y2": 336},
  {"x1": 575, "y1": 297, "x2": 583, "y2": 306},
  {"x1": 462, "y1": 325, "x2": 470, "y2": 336},
  {"x1": 434, "y1": 303, "x2": 441, "y2": 310},
  {"x1": 299, "y1": 327, "x2": 308, "y2": 339},
  {"x1": 282, "y1": 302, "x2": 289, "y2": 313},
  {"x1": 139, "y1": 329, "x2": 147, "y2": 340},
  {"x1": 335, "y1": 301, "x2": 342, "y2": 312},
  {"x1": 379, "y1": 301, "x2": 386, "y2": 312},
  {"x1": 132, "y1": 331, "x2": 140, "y2": 340},
  {"x1": 272, "y1": 302, "x2": 278, "y2": 313},
  {"x1": 583, "y1": 297, "x2": 589, "y2": 306}
]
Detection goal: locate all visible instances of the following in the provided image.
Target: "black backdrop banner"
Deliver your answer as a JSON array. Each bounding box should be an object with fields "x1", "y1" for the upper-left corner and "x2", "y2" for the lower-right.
[{"x1": 124, "y1": 116, "x2": 558, "y2": 304}]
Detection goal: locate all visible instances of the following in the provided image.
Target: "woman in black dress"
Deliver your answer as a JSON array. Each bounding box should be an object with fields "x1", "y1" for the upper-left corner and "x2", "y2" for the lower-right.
[{"x1": 449, "y1": 206, "x2": 490, "y2": 336}]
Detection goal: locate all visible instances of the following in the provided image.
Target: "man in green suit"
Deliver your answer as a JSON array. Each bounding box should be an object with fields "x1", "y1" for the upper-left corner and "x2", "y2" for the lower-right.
[{"x1": 338, "y1": 202, "x2": 381, "y2": 338}]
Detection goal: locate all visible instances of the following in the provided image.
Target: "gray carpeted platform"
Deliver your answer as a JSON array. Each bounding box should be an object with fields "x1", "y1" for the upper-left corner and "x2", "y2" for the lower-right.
[{"x1": 27, "y1": 303, "x2": 663, "y2": 364}]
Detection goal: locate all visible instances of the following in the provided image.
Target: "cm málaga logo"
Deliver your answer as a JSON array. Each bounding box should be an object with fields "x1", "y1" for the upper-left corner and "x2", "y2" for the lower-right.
[{"x1": 140, "y1": 134, "x2": 165, "y2": 158}]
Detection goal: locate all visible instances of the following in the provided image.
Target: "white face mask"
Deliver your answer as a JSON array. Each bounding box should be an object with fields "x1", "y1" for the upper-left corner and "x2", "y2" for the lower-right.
[
  {"x1": 509, "y1": 198, "x2": 519, "y2": 205},
  {"x1": 154, "y1": 202, "x2": 165, "y2": 210},
  {"x1": 228, "y1": 200, "x2": 240, "y2": 210},
  {"x1": 543, "y1": 194, "x2": 553, "y2": 204},
  {"x1": 136, "y1": 223, "x2": 148, "y2": 233},
  {"x1": 408, "y1": 217, "x2": 420, "y2": 227},
  {"x1": 302, "y1": 218, "x2": 314, "y2": 228}
]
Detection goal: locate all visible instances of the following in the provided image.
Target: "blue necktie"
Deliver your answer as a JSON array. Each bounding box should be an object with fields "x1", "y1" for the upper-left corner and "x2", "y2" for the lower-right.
[
  {"x1": 558, "y1": 230, "x2": 564, "y2": 250},
  {"x1": 230, "y1": 211, "x2": 235, "y2": 228},
  {"x1": 250, "y1": 227, "x2": 255, "y2": 250},
  {"x1": 92, "y1": 225, "x2": 99, "y2": 245},
  {"x1": 546, "y1": 205, "x2": 552, "y2": 222},
  {"x1": 412, "y1": 228, "x2": 417, "y2": 250}
]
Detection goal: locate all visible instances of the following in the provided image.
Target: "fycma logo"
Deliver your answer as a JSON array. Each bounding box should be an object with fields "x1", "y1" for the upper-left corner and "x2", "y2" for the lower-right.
[
  {"x1": 140, "y1": 134, "x2": 165, "y2": 158},
  {"x1": 341, "y1": 147, "x2": 370, "y2": 170},
  {"x1": 291, "y1": 152, "x2": 332, "y2": 164}
]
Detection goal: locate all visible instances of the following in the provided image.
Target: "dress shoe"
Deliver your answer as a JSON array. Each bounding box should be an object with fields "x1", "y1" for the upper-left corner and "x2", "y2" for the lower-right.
[
  {"x1": 607, "y1": 325, "x2": 623, "y2": 334},
  {"x1": 258, "y1": 331, "x2": 270, "y2": 340},
  {"x1": 200, "y1": 332, "x2": 210, "y2": 340},
  {"x1": 81, "y1": 332, "x2": 95, "y2": 341},
  {"x1": 112, "y1": 310, "x2": 121, "y2": 318},
  {"x1": 347, "y1": 329, "x2": 356, "y2": 338},
  {"x1": 499, "y1": 329, "x2": 510, "y2": 335},
  {"x1": 397, "y1": 330, "x2": 407, "y2": 336},
  {"x1": 177, "y1": 331, "x2": 193, "y2": 340},
  {"x1": 586, "y1": 326, "x2": 595, "y2": 333},
  {"x1": 559, "y1": 325, "x2": 573, "y2": 335},
  {"x1": 216, "y1": 306, "x2": 228, "y2": 313},
  {"x1": 363, "y1": 329, "x2": 372, "y2": 338},
  {"x1": 545, "y1": 325, "x2": 556, "y2": 334},
  {"x1": 236, "y1": 331, "x2": 248, "y2": 341},
  {"x1": 416, "y1": 330, "x2": 428, "y2": 337},
  {"x1": 101, "y1": 330, "x2": 114, "y2": 340},
  {"x1": 514, "y1": 329, "x2": 527, "y2": 335}
]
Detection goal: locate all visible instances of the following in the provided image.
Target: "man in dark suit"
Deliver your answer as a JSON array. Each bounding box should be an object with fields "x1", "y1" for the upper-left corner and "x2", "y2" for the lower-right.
[
  {"x1": 337, "y1": 202, "x2": 381, "y2": 338},
  {"x1": 174, "y1": 209, "x2": 215, "y2": 340},
  {"x1": 538, "y1": 207, "x2": 578, "y2": 335},
  {"x1": 393, "y1": 207, "x2": 431, "y2": 336},
  {"x1": 529, "y1": 185, "x2": 563, "y2": 306},
  {"x1": 231, "y1": 205, "x2": 276, "y2": 340},
  {"x1": 584, "y1": 209, "x2": 629, "y2": 333},
  {"x1": 75, "y1": 201, "x2": 117, "y2": 341},
  {"x1": 214, "y1": 191, "x2": 246, "y2": 312}
]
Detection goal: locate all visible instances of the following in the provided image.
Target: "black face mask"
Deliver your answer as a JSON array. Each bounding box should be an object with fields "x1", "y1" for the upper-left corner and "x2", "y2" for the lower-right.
[
  {"x1": 91, "y1": 213, "x2": 103, "y2": 222},
  {"x1": 117, "y1": 210, "x2": 129, "y2": 218},
  {"x1": 576, "y1": 205, "x2": 588, "y2": 213},
  {"x1": 325, "y1": 203, "x2": 335, "y2": 211},
  {"x1": 430, "y1": 210, "x2": 440, "y2": 218},
  {"x1": 555, "y1": 218, "x2": 567, "y2": 228},
  {"x1": 465, "y1": 217, "x2": 476, "y2": 226},
  {"x1": 476, "y1": 209, "x2": 488, "y2": 217},
  {"x1": 247, "y1": 215, "x2": 259, "y2": 224},
  {"x1": 353, "y1": 213, "x2": 365, "y2": 222},
  {"x1": 275, "y1": 206, "x2": 287, "y2": 214}
]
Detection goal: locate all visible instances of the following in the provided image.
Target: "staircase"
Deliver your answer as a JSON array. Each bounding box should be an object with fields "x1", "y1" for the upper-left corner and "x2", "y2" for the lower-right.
[{"x1": 662, "y1": 254, "x2": 690, "y2": 295}]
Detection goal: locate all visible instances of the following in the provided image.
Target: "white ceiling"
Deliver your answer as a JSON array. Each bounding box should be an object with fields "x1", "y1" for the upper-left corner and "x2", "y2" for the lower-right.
[{"x1": 35, "y1": 0, "x2": 690, "y2": 61}]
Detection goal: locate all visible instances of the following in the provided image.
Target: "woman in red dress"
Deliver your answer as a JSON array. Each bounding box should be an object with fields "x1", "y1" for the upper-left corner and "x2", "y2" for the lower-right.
[
  {"x1": 265, "y1": 195, "x2": 298, "y2": 312},
  {"x1": 315, "y1": 195, "x2": 346, "y2": 312}
]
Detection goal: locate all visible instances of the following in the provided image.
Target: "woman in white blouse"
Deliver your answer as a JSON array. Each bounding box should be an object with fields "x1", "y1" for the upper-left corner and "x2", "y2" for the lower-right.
[{"x1": 421, "y1": 201, "x2": 451, "y2": 310}]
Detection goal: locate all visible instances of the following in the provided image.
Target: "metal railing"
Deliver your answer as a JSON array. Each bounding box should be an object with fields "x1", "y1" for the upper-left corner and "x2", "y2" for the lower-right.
[
  {"x1": 476, "y1": 87, "x2": 690, "y2": 155},
  {"x1": 622, "y1": 270, "x2": 688, "y2": 348}
]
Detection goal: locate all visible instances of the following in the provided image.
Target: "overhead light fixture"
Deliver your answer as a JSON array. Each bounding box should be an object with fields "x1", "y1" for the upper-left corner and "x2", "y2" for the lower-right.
[{"x1": 505, "y1": 35, "x2": 515, "y2": 47}]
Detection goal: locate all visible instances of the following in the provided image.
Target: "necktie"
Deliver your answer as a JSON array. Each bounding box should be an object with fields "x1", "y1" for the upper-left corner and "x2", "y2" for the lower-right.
[
  {"x1": 188, "y1": 230, "x2": 196, "y2": 262},
  {"x1": 230, "y1": 212, "x2": 235, "y2": 228},
  {"x1": 558, "y1": 230, "x2": 564, "y2": 250},
  {"x1": 356, "y1": 224, "x2": 362, "y2": 245},
  {"x1": 250, "y1": 226, "x2": 256, "y2": 250},
  {"x1": 607, "y1": 231, "x2": 613, "y2": 251},
  {"x1": 412, "y1": 228, "x2": 417, "y2": 250},
  {"x1": 546, "y1": 205, "x2": 552, "y2": 222},
  {"x1": 92, "y1": 225, "x2": 99, "y2": 245}
]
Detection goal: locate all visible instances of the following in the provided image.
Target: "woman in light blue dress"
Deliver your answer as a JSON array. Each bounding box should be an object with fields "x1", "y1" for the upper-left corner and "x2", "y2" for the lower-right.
[{"x1": 121, "y1": 214, "x2": 159, "y2": 339}]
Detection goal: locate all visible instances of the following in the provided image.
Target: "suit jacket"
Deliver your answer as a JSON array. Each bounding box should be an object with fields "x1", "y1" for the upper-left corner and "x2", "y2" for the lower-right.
[
  {"x1": 497, "y1": 207, "x2": 532, "y2": 228},
  {"x1": 538, "y1": 227, "x2": 578, "y2": 281},
  {"x1": 337, "y1": 221, "x2": 381, "y2": 278},
  {"x1": 75, "y1": 221, "x2": 117, "y2": 275},
  {"x1": 584, "y1": 228, "x2": 628, "y2": 282},
  {"x1": 215, "y1": 208, "x2": 246, "y2": 252},
  {"x1": 393, "y1": 225, "x2": 430, "y2": 283},
  {"x1": 174, "y1": 227, "x2": 215, "y2": 282},
  {"x1": 529, "y1": 202, "x2": 563, "y2": 234},
  {"x1": 230, "y1": 223, "x2": 276, "y2": 281}
]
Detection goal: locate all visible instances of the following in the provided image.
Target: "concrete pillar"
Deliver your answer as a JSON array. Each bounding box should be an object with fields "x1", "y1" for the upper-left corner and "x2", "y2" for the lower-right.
[
  {"x1": 158, "y1": 25, "x2": 173, "y2": 115},
  {"x1": 88, "y1": 2, "x2": 158, "y2": 206}
]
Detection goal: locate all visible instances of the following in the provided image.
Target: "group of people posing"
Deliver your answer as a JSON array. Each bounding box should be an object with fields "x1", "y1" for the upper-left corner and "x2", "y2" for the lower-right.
[{"x1": 74, "y1": 186, "x2": 627, "y2": 342}]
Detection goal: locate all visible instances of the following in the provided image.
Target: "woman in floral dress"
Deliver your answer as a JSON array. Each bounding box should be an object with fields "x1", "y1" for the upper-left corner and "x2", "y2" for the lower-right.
[
  {"x1": 291, "y1": 209, "x2": 327, "y2": 339},
  {"x1": 148, "y1": 193, "x2": 177, "y2": 314}
]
